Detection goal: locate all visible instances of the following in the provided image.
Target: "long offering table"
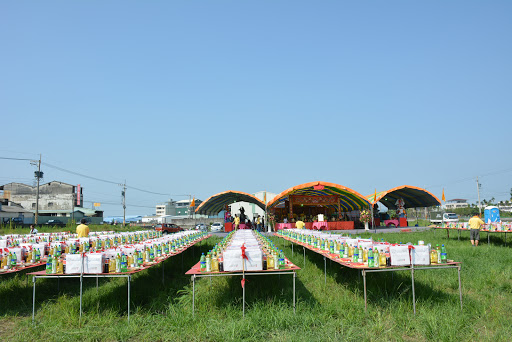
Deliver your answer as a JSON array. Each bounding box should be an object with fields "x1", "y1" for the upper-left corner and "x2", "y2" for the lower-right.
[
  {"x1": 29, "y1": 234, "x2": 210, "y2": 323},
  {"x1": 276, "y1": 232, "x2": 462, "y2": 314},
  {"x1": 433, "y1": 226, "x2": 511, "y2": 245}
]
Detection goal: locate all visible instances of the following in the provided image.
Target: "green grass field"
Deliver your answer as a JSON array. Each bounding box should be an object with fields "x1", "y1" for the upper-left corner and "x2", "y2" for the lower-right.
[{"x1": 1, "y1": 228, "x2": 511, "y2": 341}]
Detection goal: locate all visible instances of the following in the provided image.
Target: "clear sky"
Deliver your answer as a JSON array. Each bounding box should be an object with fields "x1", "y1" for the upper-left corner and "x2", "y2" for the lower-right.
[{"x1": 1, "y1": 1, "x2": 511, "y2": 216}]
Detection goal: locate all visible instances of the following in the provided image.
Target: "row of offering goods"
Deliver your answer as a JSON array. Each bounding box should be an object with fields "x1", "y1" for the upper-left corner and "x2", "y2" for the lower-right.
[
  {"x1": 0, "y1": 229, "x2": 202, "y2": 273},
  {"x1": 277, "y1": 229, "x2": 450, "y2": 267},
  {"x1": 63, "y1": 230, "x2": 207, "y2": 274},
  {"x1": 198, "y1": 230, "x2": 291, "y2": 273},
  {"x1": 0, "y1": 230, "x2": 157, "y2": 248},
  {"x1": 440, "y1": 222, "x2": 512, "y2": 231}
]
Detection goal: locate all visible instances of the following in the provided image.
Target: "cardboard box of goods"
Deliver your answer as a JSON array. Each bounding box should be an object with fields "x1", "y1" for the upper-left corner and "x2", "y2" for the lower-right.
[
  {"x1": 50, "y1": 241, "x2": 66, "y2": 248},
  {"x1": 0, "y1": 240, "x2": 7, "y2": 248},
  {"x1": 65, "y1": 239, "x2": 80, "y2": 246},
  {"x1": 345, "y1": 239, "x2": 359, "y2": 247},
  {"x1": 65, "y1": 254, "x2": 85, "y2": 274},
  {"x1": 79, "y1": 238, "x2": 90, "y2": 244},
  {"x1": 32, "y1": 243, "x2": 46, "y2": 257},
  {"x1": 120, "y1": 246, "x2": 136, "y2": 256},
  {"x1": 104, "y1": 249, "x2": 124, "y2": 260},
  {"x1": 244, "y1": 248, "x2": 263, "y2": 271},
  {"x1": 372, "y1": 243, "x2": 389, "y2": 253},
  {"x1": 223, "y1": 248, "x2": 244, "y2": 272},
  {"x1": 85, "y1": 253, "x2": 105, "y2": 274},
  {"x1": 411, "y1": 245, "x2": 430, "y2": 265},
  {"x1": 390, "y1": 245, "x2": 411, "y2": 266},
  {"x1": 6, "y1": 247, "x2": 25, "y2": 262},
  {"x1": 357, "y1": 241, "x2": 373, "y2": 249}
]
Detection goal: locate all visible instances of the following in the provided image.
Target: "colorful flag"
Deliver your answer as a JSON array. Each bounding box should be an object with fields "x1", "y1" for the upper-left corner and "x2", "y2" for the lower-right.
[
  {"x1": 264, "y1": 191, "x2": 267, "y2": 204},
  {"x1": 373, "y1": 189, "x2": 377, "y2": 203},
  {"x1": 442, "y1": 189, "x2": 446, "y2": 202},
  {"x1": 190, "y1": 197, "x2": 195, "y2": 207}
]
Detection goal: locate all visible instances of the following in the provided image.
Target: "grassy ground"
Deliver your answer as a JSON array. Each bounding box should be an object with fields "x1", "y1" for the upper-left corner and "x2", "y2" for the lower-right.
[{"x1": 1, "y1": 229, "x2": 512, "y2": 341}]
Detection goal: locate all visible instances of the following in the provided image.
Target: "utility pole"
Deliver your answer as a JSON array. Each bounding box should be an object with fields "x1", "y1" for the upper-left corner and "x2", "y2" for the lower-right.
[
  {"x1": 34, "y1": 154, "x2": 42, "y2": 225},
  {"x1": 476, "y1": 176, "x2": 482, "y2": 215},
  {"x1": 122, "y1": 181, "x2": 126, "y2": 227}
]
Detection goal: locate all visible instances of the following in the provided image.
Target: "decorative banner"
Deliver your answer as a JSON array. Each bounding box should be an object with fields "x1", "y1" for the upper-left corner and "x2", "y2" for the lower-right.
[{"x1": 289, "y1": 195, "x2": 338, "y2": 206}]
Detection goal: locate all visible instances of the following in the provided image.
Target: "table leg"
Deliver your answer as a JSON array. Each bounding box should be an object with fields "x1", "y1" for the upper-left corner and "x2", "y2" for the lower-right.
[
  {"x1": 458, "y1": 229, "x2": 460, "y2": 241},
  {"x1": 242, "y1": 273, "x2": 246, "y2": 318},
  {"x1": 488, "y1": 232, "x2": 490, "y2": 245},
  {"x1": 192, "y1": 275, "x2": 195, "y2": 317},
  {"x1": 292, "y1": 242, "x2": 293, "y2": 257},
  {"x1": 362, "y1": 270, "x2": 367, "y2": 312},
  {"x1": 457, "y1": 265, "x2": 463, "y2": 311},
  {"x1": 324, "y1": 256, "x2": 327, "y2": 285},
  {"x1": 96, "y1": 276, "x2": 99, "y2": 292},
  {"x1": 128, "y1": 275, "x2": 131, "y2": 323},
  {"x1": 411, "y1": 267, "x2": 416, "y2": 315},
  {"x1": 80, "y1": 275, "x2": 83, "y2": 321},
  {"x1": 162, "y1": 260, "x2": 165, "y2": 285},
  {"x1": 303, "y1": 247, "x2": 306, "y2": 268},
  {"x1": 32, "y1": 277, "x2": 36, "y2": 324},
  {"x1": 447, "y1": 229, "x2": 449, "y2": 239},
  {"x1": 434, "y1": 228, "x2": 436, "y2": 237},
  {"x1": 293, "y1": 272, "x2": 296, "y2": 314}
]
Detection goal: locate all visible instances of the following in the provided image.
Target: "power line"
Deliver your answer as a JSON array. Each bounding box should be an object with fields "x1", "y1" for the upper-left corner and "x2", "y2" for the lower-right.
[
  {"x1": 0, "y1": 156, "x2": 34, "y2": 161},
  {"x1": 42, "y1": 162, "x2": 120, "y2": 185}
]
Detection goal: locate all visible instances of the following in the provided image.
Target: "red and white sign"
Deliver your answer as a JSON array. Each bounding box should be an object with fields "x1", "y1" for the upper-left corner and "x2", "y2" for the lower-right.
[{"x1": 77, "y1": 184, "x2": 81, "y2": 205}]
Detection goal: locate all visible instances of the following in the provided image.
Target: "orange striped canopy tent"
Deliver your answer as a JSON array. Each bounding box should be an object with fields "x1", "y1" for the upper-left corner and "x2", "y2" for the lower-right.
[
  {"x1": 266, "y1": 181, "x2": 371, "y2": 213},
  {"x1": 366, "y1": 185, "x2": 441, "y2": 209},
  {"x1": 195, "y1": 190, "x2": 265, "y2": 215}
]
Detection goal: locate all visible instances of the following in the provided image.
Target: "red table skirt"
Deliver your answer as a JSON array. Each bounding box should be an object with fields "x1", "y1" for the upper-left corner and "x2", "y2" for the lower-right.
[{"x1": 277, "y1": 221, "x2": 354, "y2": 230}]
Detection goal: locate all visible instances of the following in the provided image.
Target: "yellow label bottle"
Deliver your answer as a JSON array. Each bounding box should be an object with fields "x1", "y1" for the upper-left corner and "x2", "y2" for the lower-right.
[{"x1": 267, "y1": 253, "x2": 274, "y2": 270}]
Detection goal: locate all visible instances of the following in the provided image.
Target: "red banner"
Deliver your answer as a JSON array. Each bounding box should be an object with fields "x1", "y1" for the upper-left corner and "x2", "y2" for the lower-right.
[{"x1": 77, "y1": 184, "x2": 81, "y2": 206}]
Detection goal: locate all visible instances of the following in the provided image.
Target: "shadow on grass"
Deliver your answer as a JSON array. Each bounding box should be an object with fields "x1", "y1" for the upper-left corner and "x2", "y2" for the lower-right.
[
  {"x1": 204, "y1": 269, "x2": 317, "y2": 313},
  {"x1": 2, "y1": 238, "x2": 220, "y2": 318}
]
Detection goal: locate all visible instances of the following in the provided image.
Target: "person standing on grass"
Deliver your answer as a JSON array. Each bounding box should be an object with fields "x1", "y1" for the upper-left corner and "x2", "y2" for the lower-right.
[
  {"x1": 234, "y1": 214, "x2": 240, "y2": 231},
  {"x1": 469, "y1": 213, "x2": 485, "y2": 247},
  {"x1": 30, "y1": 224, "x2": 38, "y2": 234},
  {"x1": 76, "y1": 218, "x2": 90, "y2": 238}
]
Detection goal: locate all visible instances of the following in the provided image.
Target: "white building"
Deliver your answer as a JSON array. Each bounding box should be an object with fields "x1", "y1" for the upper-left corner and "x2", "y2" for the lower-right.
[
  {"x1": 155, "y1": 200, "x2": 177, "y2": 216},
  {"x1": 229, "y1": 191, "x2": 277, "y2": 222},
  {"x1": 445, "y1": 199, "x2": 469, "y2": 210}
]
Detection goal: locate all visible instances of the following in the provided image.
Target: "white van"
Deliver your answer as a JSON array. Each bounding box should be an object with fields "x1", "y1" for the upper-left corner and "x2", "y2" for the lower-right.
[{"x1": 430, "y1": 212, "x2": 459, "y2": 224}]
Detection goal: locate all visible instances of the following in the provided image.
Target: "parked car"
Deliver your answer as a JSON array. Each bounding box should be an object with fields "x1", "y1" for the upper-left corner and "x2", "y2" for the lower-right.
[
  {"x1": 44, "y1": 219, "x2": 65, "y2": 227},
  {"x1": 430, "y1": 212, "x2": 459, "y2": 225},
  {"x1": 195, "y1": 223, "x2": 207, "y2": 231},
  {"x1": 11, "y1": 217, "x2": 24, "y2": 225},
  {"x1": 210, "y1": 222, "x2": 223, "y2": 232},
  {"x1": 155, "y1": 223, "x2": 184, "y2": 234}
]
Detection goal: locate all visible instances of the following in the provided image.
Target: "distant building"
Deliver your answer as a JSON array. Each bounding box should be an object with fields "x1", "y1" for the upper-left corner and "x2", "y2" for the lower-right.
[
  {"x1": 445, "y1": 199, "x2": 469, "y2": 210},
  {"x1": 0, "y1": 199, "x2": 34, "y2": 223},
  {"x1": 0, "y1": 181, "x2": 102, "y2": 224},
  {"x1": 1, "y1": 181, "x2": 82, "y2": 211},
  {"x1": 156, "y1": 200, "x2": 177, "y2": 216},
  {"x1": 175, "y1": 199, "x2": 203, "y2": 216}
]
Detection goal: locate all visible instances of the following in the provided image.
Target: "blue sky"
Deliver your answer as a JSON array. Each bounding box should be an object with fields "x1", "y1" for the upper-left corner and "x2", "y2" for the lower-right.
[{"x1": 1, "y1": 1, "x2": 511, "y2": 216}]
